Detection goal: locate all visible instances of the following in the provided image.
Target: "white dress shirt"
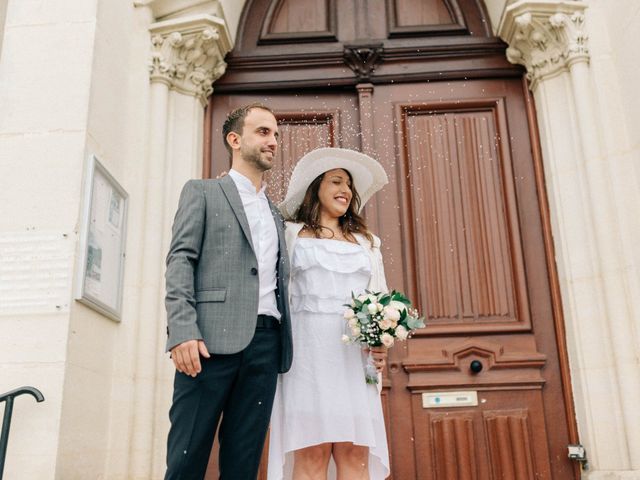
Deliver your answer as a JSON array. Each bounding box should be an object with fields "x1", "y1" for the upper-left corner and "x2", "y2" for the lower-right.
[{"x1": 229, "y1": 169, "x2": 281, "y2": 320}]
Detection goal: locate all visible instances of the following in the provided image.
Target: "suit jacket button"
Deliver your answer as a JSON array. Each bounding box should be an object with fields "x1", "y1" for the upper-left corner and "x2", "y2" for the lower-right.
[{"x1": 250, "y1": 267, "x2": 258, "y2": 275}]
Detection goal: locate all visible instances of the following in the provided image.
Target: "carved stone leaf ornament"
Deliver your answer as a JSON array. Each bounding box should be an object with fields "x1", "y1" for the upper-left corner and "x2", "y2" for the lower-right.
[
  {"x1": 150, "y1": 27, "x2": 227, "y2": 103},
  {"x1": 499, "y1": 1, "x2": 589, "y2": 90},
  {"x1": 147, "y1": 15, "x2": 232, "y2": 105}
]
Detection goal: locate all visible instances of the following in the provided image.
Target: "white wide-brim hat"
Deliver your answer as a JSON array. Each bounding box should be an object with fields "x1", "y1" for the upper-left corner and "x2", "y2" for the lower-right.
[{"x1": 279, "y1": 147, "x2": 389, "y2": 218}]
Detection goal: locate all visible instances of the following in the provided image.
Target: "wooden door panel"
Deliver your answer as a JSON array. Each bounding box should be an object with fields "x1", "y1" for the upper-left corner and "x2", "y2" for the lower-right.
[
  {"x1": 267, "y1": 0, "x2": 330, "y2": 34},
  {"x1": 414, "y1": 394, "x2": 553, "y2": 480},
  {"x1": 432, "y1": 413, "x2": 479, "y2": 480},
  {"x1": 400, "y1": 101, "x2": 530, "y2": 333},
  {"x1": 392, "y1": 0, "x2": 457, "y2": 26},
  {"x1": 484, "y1": 409, "x2": 538, "y2": 480}
]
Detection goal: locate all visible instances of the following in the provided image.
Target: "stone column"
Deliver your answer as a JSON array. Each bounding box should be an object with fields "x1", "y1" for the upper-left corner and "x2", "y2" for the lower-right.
[
  {"x1": 129, "y1": 10, "x2": 231, "y2": 477},
  {"x1": 500, "y1": 1, "x2": 640, "y2": 475}
]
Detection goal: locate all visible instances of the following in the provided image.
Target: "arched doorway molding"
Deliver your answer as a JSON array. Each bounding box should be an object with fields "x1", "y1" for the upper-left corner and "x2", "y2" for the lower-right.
[{"x1": 135, "y1": 0, "x2": 513, "y2": 41}]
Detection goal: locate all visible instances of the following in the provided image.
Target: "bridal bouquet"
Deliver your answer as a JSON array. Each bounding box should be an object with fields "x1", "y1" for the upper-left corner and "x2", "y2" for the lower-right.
[{"x1": 342, "y1": 290, "x2": 425, "y2": 384}]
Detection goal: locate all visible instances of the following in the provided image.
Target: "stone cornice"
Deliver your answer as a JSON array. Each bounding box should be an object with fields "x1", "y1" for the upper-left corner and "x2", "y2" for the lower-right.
[
  {"x1": 498, "y1": 0, "x2": 589, "y2": 90},
  {"x1": 134, "y1": 0, "x2": 223, "y2": 21},
  {"x1": 148, "y1": 14, "x2": 232, "y2": 105}
]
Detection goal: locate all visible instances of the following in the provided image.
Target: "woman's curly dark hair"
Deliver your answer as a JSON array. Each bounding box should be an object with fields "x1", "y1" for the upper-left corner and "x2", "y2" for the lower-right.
[{"x1": 293, "y1": 169, "x2": 373, "y2": 245}]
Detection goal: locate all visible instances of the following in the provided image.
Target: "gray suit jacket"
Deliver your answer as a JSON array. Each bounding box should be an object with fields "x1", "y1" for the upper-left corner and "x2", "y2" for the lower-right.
[{"x1": 165, "y1": 175, "x2": 293, "y2": 373}]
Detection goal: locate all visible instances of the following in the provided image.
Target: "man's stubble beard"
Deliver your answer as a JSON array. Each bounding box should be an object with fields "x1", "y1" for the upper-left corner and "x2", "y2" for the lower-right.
[{"x1": 241, "y1": 144, "x2": 274, "y2": 172}]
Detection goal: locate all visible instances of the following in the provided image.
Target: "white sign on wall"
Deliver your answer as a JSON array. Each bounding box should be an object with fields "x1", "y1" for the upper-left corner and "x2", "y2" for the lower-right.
[{"x1": 0, "y1": 232, "x2": 74, "y2": 314}]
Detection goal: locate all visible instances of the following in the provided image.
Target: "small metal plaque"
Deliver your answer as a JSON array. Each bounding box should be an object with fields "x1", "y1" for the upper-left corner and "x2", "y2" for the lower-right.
[{"x1": 422, "y1": 391, "x2": 478, "y2": 408}]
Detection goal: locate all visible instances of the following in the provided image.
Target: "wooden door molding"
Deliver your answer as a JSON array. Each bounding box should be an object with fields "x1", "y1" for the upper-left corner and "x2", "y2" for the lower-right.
[
  {"x1": 522, "y1": 78, "x2": 581, "y2": 474},
  {"x1": 214, "y1": 0, "x2": 517, "y2": 92}
]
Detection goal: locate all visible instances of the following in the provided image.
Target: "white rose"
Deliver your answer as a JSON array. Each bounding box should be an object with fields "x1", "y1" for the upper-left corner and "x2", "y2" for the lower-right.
[
  {"x1": 357, "y1": 294, "x2": 368, "y2": 302},
  {"x1": 383, "y1": 306, "x2": 401, "y2": 322},
  {"x1": 396, "y1": 325, "x2": 409, "y2": 340},
  {"x1": 348, "y1": 317, "x2": 359, "y2": 327},
  {"x1": 367, "y1": 303, "x2": 378, "y2": 315},
  {"x1": 367, "y1": 294, "x2": 378, "y2": 303},
  {"x1": 376, "y1": 303, "x2": 384, "y2": 312},
  {"x1": 343, "y1": 308, "x2": 356, "y2": 319},
  {"x1": 389, "y1": 300, "x2": 408, "y2": 312},
  {"x1": 341, "y1": 334, "x2": 351, "y2": 344},
  {"x1": 351, "y1": 326, "x2": 361, "y2": 336},
  {"x1": 381, "y1": 333, "x2": 395, "y2": 347},
  {"x1": 379, "y1": 318, "x2": 393, "y2": 331}
]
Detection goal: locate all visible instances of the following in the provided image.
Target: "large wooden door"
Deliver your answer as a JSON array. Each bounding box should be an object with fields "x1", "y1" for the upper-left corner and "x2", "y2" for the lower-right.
[
  {"x1": 205, "y1": 0, "x2": 578, "y2": 478},
  {"x1": 369, "y1": 80, "x2": 574, "y2": 479}
]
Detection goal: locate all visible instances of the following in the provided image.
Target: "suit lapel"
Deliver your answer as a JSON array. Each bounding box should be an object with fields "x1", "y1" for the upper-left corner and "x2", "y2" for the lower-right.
[
  {"x1": 267, "y1": 197, "x2": 288, "y2": 314},
  {"x1": 267, "y1": 197, "x2": 286, "y2": 250},
  {"x1": 267, "y1": 197, "x2": 289, "y2": 285},
  {"x1": 219, "y1": 175, "x2": 255, "y2": 253}
]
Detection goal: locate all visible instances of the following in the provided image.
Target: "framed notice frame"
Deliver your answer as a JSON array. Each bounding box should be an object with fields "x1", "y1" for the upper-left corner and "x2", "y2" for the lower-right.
[{"x1": 75, "y1": 154, "x2": 129, "y2": 321}]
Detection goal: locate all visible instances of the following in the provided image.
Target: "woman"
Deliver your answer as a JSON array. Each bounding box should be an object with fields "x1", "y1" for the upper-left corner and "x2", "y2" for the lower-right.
[{"x1": 268, "y1": 147, "x2": 390, "y2": 480}]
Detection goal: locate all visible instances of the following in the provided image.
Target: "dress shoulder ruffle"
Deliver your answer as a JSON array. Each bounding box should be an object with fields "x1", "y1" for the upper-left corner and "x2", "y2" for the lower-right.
[{"x1": 292, "y1": 238, "x2": 370, "y2": 275}]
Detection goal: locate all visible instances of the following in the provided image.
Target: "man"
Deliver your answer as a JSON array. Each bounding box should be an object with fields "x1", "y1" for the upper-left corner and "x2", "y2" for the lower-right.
[{"x1": 164, "y1": 103, "x2": 293, "y2": 479}]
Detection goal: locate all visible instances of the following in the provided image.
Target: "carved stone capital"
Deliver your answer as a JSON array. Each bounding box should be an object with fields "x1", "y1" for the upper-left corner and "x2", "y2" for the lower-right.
[
  {"x1": 498, "y1": 1, "x2": 589, "y2": 90},
  {"x1": 343, "y1": 44, "x2": 384, "y2": 82},
  {"x1": 148, "y1": 14, "x2": 232, "y2": 105}
]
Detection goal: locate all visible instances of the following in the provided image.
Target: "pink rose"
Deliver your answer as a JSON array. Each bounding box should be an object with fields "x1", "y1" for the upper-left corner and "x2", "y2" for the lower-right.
[
  {"x1": 378, "y1": 318, "x2": 393, "y2": 331},
  {"x1": 389, "y1": 300, "x2": 408, "y2": 312},
  {"x1": 396, "y1": 325, "x2": 409, "y2": 340},
  {"x1": 381, "y1": 333, "x2": 395, "y2": 347},
  {"x1": 383, "y1": 306, "x2": 401, "y2": 322}
]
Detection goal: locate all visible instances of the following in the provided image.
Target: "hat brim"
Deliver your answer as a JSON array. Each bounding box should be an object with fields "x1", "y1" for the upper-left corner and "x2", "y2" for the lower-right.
[{"x1": 278, "y1": 147, "x2": 388, "y2": 218}]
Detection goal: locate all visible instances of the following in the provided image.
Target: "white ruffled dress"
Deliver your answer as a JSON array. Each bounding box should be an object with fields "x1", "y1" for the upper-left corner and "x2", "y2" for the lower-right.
[{"x1": 267, "y1": 237, "x2": 390, "y2": 480}]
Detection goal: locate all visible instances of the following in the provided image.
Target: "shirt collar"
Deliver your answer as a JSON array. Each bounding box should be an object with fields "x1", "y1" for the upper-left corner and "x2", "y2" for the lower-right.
[{"x1": 229, "y1": 169, "x2": 267, "y2": 196}]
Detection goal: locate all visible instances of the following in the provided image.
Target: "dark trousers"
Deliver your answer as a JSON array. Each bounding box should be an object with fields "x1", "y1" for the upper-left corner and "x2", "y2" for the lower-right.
[{"x1": 164, "y1": 325, "x2": 281, "y2": 480}]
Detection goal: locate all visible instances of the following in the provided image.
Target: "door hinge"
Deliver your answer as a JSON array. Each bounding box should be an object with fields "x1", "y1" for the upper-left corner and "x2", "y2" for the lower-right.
[{"x1": 568, "y1": 444, "x2": 589, "y2": 470}]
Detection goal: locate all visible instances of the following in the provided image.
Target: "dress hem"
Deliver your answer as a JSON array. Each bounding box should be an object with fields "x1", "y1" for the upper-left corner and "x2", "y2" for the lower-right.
[{"x1": 269, "y1": 438, "x2": 390, "y2": 480}]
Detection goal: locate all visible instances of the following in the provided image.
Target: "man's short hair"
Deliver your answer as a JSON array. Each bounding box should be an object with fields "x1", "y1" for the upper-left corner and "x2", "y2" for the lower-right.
[{"x1": 222, "y1": 103, "x2": 275, "y2": 155}]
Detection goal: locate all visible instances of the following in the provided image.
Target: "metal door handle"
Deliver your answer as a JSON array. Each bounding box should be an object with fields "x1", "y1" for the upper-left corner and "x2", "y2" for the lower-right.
[{"x1": 469, "y1": 360, "x2": 483, "y2": 374}]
